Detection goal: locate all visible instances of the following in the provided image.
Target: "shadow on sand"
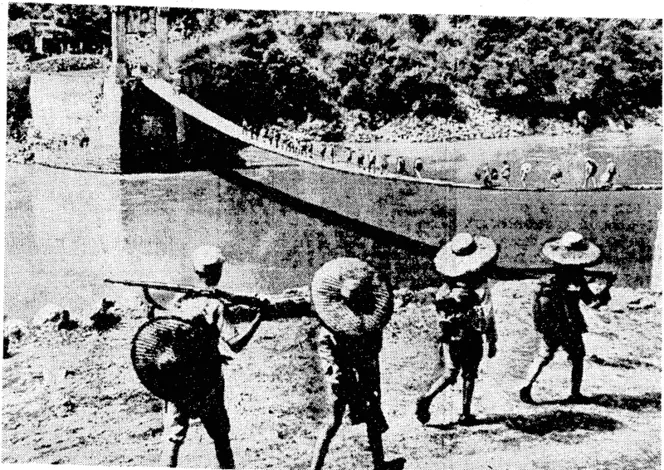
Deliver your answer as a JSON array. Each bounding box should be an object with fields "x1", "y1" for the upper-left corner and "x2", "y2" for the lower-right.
[
  {"x1": 536, "y1": 392, "x2": 661, "y2": 411},
  {"x1": 427, "y1": 409, "x2": 621, "y2": 435}
]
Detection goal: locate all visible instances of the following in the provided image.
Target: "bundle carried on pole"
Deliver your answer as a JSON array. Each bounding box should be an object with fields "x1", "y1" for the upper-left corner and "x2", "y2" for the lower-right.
[{"x1": 310, "y1": 258, "x2": 393, "y2": 337}]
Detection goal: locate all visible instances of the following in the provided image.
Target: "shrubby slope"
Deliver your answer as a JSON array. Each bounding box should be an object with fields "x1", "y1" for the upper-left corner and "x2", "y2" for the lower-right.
[{"x1": 172, "y1": 12, "x2": 662, "y2": 139}]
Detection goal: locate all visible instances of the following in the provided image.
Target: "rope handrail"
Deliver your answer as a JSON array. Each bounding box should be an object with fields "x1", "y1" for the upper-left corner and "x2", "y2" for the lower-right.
[{"x1": 142, "y1": 78, "x2": 662, "y2": 193}]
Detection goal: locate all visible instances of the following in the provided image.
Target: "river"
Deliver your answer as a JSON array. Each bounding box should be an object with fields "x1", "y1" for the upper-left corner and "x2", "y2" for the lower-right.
[
  {"x1": 4, "y1": 163, "x2": 437, "y2": 322},
  {"x1": 4, "y1": 130, "x2": 662, "y2": 321}
]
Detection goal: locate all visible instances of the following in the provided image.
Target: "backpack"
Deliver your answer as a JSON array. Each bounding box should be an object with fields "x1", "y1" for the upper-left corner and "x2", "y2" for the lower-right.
[
  {"x1": 435, "y1": 285, "x2": 485, "y2": 341},
  {"x1": 533, "y1": 274, "x2": 587, "y2": 336}
]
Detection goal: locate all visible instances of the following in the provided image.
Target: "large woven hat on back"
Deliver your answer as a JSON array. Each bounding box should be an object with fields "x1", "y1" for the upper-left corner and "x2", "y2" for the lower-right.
[
  {"x1": 311, "y1": 258, "x2": 392, "y2": 337},
  {"x1": 131, "y1": 317, "x2": 224, "y2": 403},
  {"x1": 434, "y1": 233, "x2": 499, "y2": 278},
  {"x1": 541, "y1": 231, "x2": 601, "y2": 266}
]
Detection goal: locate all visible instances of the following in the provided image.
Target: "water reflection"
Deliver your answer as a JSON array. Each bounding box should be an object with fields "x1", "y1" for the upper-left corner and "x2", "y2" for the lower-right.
[
  {"x1": 4, "y1": 164, "x2": 438, "y2": 321},
  {"x1": 5, "y1": 125, "x2": 661, "y2": 321}
]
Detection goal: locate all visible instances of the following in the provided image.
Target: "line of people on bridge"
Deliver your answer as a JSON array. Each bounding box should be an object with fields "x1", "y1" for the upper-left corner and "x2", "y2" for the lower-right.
[
  {"x1": 478, "y1": 154, "x2": 618, "y2": 189},
  {"x1": 241, "y1": 121, "x2": 426, "y2": 179},
  {"x1": 242, "y1": 121, "x2": 622, "y2": 189},
  {"x1": 141, "y1": 227, "x2": 614, "y2": 469}
]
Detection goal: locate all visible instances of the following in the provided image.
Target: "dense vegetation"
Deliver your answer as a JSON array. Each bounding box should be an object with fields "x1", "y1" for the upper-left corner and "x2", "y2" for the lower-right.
[
  {"x1": 173, "y1": 12, "x2": 662, "y2": 137},
  {"x1": 8, "y1": 3, "x2": 110, "y2": 54},
  {"x1": 8, "y1": 5, "x2": 663, "y2": 140}
]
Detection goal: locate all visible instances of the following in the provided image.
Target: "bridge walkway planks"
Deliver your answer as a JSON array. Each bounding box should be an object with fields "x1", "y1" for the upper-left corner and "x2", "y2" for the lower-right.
[{"x1": 142, "y1": 78, "x2": 661, "y2": 193}]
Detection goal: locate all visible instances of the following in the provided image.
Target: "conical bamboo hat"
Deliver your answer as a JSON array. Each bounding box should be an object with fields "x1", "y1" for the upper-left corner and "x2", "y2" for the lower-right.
[
  {"x1": 311, "y1": 258, "x2": 393, "y2": 337},
  {"x1": 131, "y1": 317, "x2": 222, "y2": 403}
]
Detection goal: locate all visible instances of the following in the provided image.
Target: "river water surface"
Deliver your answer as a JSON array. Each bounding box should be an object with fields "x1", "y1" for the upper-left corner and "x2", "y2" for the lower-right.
[
  {"x1": 4, "y1": 163, "x2": 437, "y2": 321},
  {"x1": 4, "y1": 131, "x2": 662, "y2": 321}
]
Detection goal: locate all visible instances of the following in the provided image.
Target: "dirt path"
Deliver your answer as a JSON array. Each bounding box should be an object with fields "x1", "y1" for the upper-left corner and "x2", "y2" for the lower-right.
[{"x1": 2, "y1": 282, "x2": 660, "y2": 468}]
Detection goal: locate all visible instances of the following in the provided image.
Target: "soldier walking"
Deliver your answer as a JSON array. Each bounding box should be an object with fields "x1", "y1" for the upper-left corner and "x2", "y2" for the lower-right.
[
  {"x1": 500, "y1": 160, "x2": 511, "y2": 186},
  {"x1": 583, "y1": 156, "x2": 599, "y2": 188},
  {"x1": 415, "y1": 233, "x2": 499, "y2": 425},
  {"x1": 520, "y1": 161, "x2": 533, "y2": 188},
  {"x1": 519, "y1": 232, "x2": 615, "y2": 404},
  {"x1": 309, "y1": 258, "x2": 405, "y2": 470},
  {"x1": 600, "y1": 157, "x2": 618, "y2": 188},
  {"x1": 158, "y1": 246, "x2": 264, "y2": 467}
]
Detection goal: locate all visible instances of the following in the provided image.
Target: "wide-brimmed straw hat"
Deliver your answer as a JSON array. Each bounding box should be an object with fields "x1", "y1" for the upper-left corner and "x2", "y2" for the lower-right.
[
  {"x1": 311, "y1": 258, "x2": 392, "y2": 337},
  {"x1": 434, "y1": 233, "x2": 499, "y2": 278},
  {"x1": 541, "y1": 231, "x2": 601, "y2": 266},
  {"x1": 131, "y1": 317, "x2": 228, "y2": 403}
]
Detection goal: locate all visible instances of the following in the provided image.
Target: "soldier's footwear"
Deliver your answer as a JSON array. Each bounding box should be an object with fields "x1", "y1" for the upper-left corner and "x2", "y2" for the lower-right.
[
  {"x1": 566, "y1": 393, "x2": 589, "y2": 404},
  {"x1": 519, "y1": 386, "x2": 535, "y2": 404},
  {"x1": 457, "y1": 413, "x2": 477, "y2": 425},
  {"x1": 415, "y1": 397, "x2": 431, "y2": 424},
  {"x1": 380, "y1": 457, "x2": 406, "y2": 470}
]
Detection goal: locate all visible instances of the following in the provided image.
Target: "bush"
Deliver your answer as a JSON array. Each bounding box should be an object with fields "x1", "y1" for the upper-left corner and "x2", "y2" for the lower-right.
[
  {"x1": 7, "y1": 49, "x2": 30, "y2": 71},
  {"x1": 7, "y1": 70, "x2": 31, "y2": 141},
  {"x1": 298, "y1": 118, "x2": 346, "y2": 142},
  {"x1": 29, "y1": 54, "x2": 109, "y2": 73}
]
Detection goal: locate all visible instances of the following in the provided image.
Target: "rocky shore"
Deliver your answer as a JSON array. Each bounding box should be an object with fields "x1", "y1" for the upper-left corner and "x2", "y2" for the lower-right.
[
  {"x1": 3, "y1": 281, "x2": 660, "y2": 468},
  {"x1": 343, "y1": 107, "x2": 662, "y2": 144}
]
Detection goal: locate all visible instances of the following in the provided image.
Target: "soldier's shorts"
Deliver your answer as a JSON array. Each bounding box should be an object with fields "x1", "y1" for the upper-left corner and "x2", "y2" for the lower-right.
[
  {"x1": 539, "y1": 333, "x2": 585, "y2": 361},
  {"x1": 318, "y1": 333, "x2": 386, "y2": 429},
  {"x1": 163, "y1": 379, "x2": 230, "y2": 445},
  {"x1": 440, "y1": 332, "x2": 484, "y2": 380}
]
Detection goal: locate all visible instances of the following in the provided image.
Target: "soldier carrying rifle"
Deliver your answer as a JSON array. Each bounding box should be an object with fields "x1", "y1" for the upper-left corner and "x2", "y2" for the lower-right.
[
  {"x1": 520, "y1": 231, "x2": 615, "y2": 404},
  {"x1": 125, "y1": 246, "x2": 266, "y2": 468}
]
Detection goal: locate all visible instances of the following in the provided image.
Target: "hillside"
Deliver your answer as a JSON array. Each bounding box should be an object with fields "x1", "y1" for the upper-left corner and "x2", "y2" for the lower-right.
[
  {"x1": 170, "y1": 13, "x2": 662, "y2": 141},
  {"x1": 8, "y1": 7, "x2": 662, "y2": 143}
]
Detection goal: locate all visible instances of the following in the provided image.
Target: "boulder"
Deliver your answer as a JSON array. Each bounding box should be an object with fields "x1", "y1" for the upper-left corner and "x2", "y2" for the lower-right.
[
  {"x1": 3, "y1": 319, "x2": 28, "y2": 357},
  {"x1": 89, "y1": 298, "x2": 121, "y2": 331},
  {"x1": 626, "y1": 296, "x2": 658, "y2": 311},
  {"x1": 111, "y1": 292, "x2": 150, "y2": 319},
  {"x1": 32, "y1": 304, "x2": 69, "y2": 327},
  {"x1": 32, "y1": 304, "x2": 78, "y2": 330}
]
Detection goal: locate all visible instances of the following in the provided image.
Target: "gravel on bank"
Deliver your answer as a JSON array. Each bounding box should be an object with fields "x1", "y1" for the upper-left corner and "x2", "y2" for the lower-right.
[{"x1": 2, "y1": 282, "x2": 661, "y2": 469}]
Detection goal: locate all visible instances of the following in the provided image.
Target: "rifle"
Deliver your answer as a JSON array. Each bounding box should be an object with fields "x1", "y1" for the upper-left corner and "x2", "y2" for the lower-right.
[
  {"x1": 490, "y1": 266, "x2": 616, "y2": 308},
  {"x1": 490, "y1": 266, "x2": 617, "y2": 283},
  {"x1": 104, "y1": 278, "x2": 312, "y2": 320}
]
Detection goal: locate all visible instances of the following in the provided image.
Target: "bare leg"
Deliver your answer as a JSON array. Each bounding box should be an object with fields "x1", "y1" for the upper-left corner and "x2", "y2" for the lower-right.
[
  {"x1": 416, "y1": 367, "x2": 459, "y2": 424},
  {"x1": 520, "y1": 349, "x2": 555, "y2": 403},
  {"x1": 570, "y1": 356, "x2": 584, "y2": 399},
  {"x1": 310, "y1": 399, "x2": 346, "y2": 470},
  {"x1": 161, "y1": 400, "x2": 189, "y2": 467},
  {"x1": 460, "y1": 374, "x2": 476, "y2": 421},
  {"x1": 161, "y1": 440, "x2": 183, "y2": 468}
]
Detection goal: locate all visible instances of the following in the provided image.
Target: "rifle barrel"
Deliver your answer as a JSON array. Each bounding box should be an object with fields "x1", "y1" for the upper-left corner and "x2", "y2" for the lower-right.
[
  {"x1": 104, "y1": 278, "x2": 313, "y2": 320},
  {"x1": 104, "y1": 278, "x2": 202, "y2": 293},
  {"x1": 103, "y1": 278, "x2": 266, "y2": 308},
  {"x1": 493, "y1": 266, "x2": 615, "y2": 281}
]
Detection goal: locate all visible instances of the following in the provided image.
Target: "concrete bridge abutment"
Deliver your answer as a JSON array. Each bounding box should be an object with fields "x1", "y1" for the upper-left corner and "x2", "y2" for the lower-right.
[{"x1": 27, "y1": 71, "x2": 245, "y2": 174}]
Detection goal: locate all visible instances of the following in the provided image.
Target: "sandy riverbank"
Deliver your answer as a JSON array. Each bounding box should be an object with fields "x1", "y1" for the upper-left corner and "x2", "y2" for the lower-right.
[{"x1": 2, "y1": 281, "x2": 660, "y2": 468}]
